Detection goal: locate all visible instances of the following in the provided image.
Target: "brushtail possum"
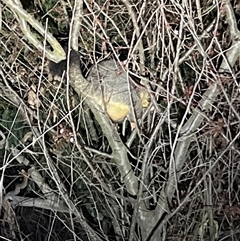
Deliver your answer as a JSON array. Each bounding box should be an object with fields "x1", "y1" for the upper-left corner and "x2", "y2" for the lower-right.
[{"x1": 49, "y1": 50, "x2": 149, "y2": 122}]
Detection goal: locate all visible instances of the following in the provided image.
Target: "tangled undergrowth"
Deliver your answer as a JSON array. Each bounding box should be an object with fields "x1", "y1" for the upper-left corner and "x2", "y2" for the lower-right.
[{"x1": 1, "y1": 0, "x2": 240, "y2": 240}]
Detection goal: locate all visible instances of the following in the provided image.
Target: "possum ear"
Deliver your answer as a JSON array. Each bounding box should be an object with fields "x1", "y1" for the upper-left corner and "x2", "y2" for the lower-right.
[
  {"x1": 48, "y1": 49, "x2": 82, "y2": 80},
  {"x1": 48, "y1": 57, "x2": 67, "y2": 80},
  {"x1": 48, "y1": 46, "x2": 68, "y2": 80},
  {"x1": 69, "y1": 49, "x2": 82, "y2": 67}
]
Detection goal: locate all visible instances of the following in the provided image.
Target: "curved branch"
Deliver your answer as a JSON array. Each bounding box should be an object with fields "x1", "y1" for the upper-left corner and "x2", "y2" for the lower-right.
[{"x1": 2, "y1": 0, "x2": 65, "y2": 63}]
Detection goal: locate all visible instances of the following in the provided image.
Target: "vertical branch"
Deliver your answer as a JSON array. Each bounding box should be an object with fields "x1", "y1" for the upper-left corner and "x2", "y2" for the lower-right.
[{"x1": 121, "y1": 0, "x2": 145, "y2": 71}]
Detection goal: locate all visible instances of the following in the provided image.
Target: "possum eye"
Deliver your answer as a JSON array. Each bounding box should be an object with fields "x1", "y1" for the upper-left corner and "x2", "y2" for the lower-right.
[
  {"x1": 139, "y1": 91, "x2": 150, "y2": 108},
  {"x1": 142, "y1": 99, "x2": 149, "y2": 108}
]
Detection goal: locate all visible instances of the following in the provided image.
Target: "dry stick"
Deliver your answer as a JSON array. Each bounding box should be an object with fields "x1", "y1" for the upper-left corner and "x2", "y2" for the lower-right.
[
  {"x1": 70, "y1": 0, "x2": 83, "y2": 51},
  {"x1": 196, "y1": 0, "x2": 203, "y2": 29},
  {"x1": 121, "y1": 0, "x2": 145, "y2": 72}
]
